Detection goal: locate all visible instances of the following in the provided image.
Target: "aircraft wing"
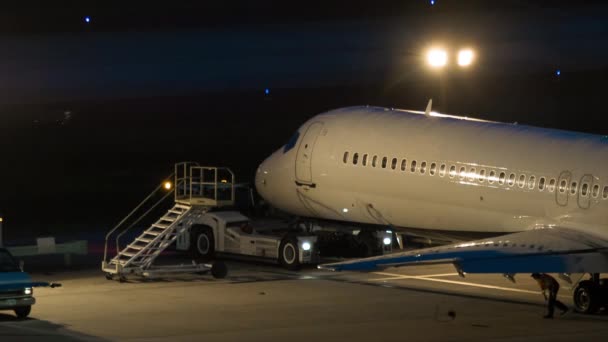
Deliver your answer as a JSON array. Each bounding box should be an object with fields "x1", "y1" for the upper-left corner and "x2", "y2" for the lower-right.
[{"x1": 318, "y1": 226, "x2": 608, "y2": 274}]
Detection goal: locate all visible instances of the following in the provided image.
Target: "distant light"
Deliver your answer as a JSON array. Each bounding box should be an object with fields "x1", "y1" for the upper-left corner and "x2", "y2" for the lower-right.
[
  {"x1": 302, "y1": 242, "x2": 311, "y2": 251},
  {"x1": 221, "y1": 179, "x2": 227, "y2": 183},
  {"x1": 427, "y1": 48, "x2": 447, "y2": 68},
  {"x1": 556, "y1": 69, "x2": 561, "y2": 76},
  {"x1": 84, "y1": 16, "x2": 91, "y2": 23},
  {"x1": 430, "y1": 0, "x2": 435, "y2": 5},
  {"x1": 163, "y1": 181, "x2": 172, "y2": 190},
  {"x1": 0, "y1": 217, "x2": 3, "y2": 223},
  {"x1": 383, "y1": 237, "x2": 392, "y2": 245},
  {"x1": 342, "y1": 208, "x2": 349, "y2": 213},
  {"x1": 457, "y1": 49, "x2": 475, "y2": 67},
  {"x1": 264, "y1": 88, "x2": 270, "y2": 95}
]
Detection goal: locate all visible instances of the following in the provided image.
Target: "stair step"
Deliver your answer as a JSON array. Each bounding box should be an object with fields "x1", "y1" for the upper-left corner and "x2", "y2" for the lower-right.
[
  {"x1": 168, "y1": 210, "x2": 185, "y2": 215},
  {"x1": 152, "y1": 223, "x2": 170, "y2": 229},
  {"x1": 136, "y1": 237, "x2": 153, "y2": 243}
]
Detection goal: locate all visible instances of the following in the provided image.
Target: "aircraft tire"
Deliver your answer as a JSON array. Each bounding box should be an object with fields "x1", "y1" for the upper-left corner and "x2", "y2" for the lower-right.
[{"x1": 279, "y1": 236, "x2": 301, "y2": 270}]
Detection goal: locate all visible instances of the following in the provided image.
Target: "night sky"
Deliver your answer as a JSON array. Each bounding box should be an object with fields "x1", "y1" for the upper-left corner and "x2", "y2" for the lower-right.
[{"x1": 0, "y1": 1, "x2": 607, "y2": 240}]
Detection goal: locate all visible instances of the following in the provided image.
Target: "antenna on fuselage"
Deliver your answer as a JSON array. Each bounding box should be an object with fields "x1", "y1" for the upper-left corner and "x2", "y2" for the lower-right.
[{"x1": 424, "y1": 99, "x2": 433, "y2": 117}]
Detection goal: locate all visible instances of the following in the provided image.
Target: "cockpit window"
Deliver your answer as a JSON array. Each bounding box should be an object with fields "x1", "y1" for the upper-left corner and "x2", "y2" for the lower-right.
[{"x1": 283, "y1": 131, "x2": 300, "y2": 153}]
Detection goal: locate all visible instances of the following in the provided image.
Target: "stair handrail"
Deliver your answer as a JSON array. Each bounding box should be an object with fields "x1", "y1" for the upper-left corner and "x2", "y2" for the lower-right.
[
  {"x1": 114, "y1": 188, "x2": 176, "y2": 259},
  {"x1": 103, "y1": 172, "x2": 175, "y2": 264}
]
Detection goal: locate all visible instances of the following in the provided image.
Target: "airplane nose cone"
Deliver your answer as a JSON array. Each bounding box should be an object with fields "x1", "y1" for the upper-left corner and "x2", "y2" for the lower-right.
[{"x1": 255, "y1": 159, "x2": 271, "y2": 201}]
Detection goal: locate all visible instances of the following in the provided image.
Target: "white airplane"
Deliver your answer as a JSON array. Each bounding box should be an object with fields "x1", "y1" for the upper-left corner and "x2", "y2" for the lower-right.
[{"x1": 254, "y1": 101, "x2": 608, "y2": 313}]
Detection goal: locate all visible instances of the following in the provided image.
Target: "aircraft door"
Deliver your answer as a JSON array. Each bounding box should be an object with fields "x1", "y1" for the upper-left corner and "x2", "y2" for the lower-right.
[
  {"x1": 555, "y1": 171, "x2": 572, "y2": 207},
  {"x1": 295, "y1": 122, "x2": 324, "y2": 186}
]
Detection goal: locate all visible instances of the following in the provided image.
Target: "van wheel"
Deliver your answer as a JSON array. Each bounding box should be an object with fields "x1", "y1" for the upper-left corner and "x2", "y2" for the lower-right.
[
  {"x1": 14, "y1": 306, "x2": 31, "y2": 319},
  {"x1": 190, "y1": 226, "x2": 215, "y2": 259},
  {"x1": 279, "y1": 236, "x2": 301, "y2": 270}
]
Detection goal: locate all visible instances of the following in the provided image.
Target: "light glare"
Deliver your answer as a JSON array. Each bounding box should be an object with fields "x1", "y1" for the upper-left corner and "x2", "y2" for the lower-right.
[
  {"x1": 427, "y1": 49, "x2": 447, "y2": 68},
  {"x1": 302, "y1": 242, "x2": 311, "y2": 251},
  {"x1": 383, "y1": 237, "x2": 392, "y2": 245},
  {"x1": 163, "y1": 181, "x2": 172, "y2": 190},
  {"x1": 458, "y1": 49, "x2": 475, "y2": 67}
]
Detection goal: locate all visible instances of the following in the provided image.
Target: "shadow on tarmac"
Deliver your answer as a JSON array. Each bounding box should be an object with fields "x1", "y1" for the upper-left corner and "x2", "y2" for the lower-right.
[{"x1": 0, "y1": 313, "x2": 108, "y2": 341}]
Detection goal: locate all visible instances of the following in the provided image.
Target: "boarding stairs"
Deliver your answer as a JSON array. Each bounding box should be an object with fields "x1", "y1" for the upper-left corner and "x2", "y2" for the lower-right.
[{"x1": 102, "y1": 162, "x2": 235, "y2": 281}]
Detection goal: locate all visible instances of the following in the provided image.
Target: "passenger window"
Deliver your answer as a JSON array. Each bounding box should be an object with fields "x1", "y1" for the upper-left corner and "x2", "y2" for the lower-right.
[
  {"x1": 508, "y1": 173, "x2": 516, "y2": 186},
  {"x1": 548, "y1": 178, "x2": 556, "y2": 192},
  {"x1": 528, "y1": 176, "x2": 536, "y2": 189},
  {"x1": 372, "y1": 155, "x2": 378, "y2": 167},
  {"x1": 488, "y1": 170, "x2": 496, "y2": 184},
  {"x1": 499, "y1": 172, "x2": 506, "y2": 185},
  {"x1": 517, "y1": 174, "x2": 526, "y2": 188},
  {"x1": 592, "y1": 184, "x2": 600, "y2": 198},
  {"x1": 411, "y1": 160, "x2": 417, "y2": 173},
  {"x1": 538, "y1": 177, "x2": 545, "y2": 190},
  {"x1": 430, "y1": 163, "x2": 437, "y2": 176},
  {"x1": 603, "y1": 185, "x2": 608, "y2": 199},
  {"x1": 382, "y1": 157, "x2": 388, "y2": 169},
  {"x1": 449, "y1": 165, "x2": 456, "y2": 178},
  {"x1": 459, "y1": 166, "x2": 466, "y2": 180},
  {"x1": 581, "y1": 183, "x2": 589, "y2": 197},
  {"x1": 401, "y1": 159, "x2": 407, "y2": 171},
  {"x1": 343, "y1": 151, "x2": 349, "y2": 164},
  {"x1": 362, "y1": 154, "x2": 368, "y2": 166},
  {"x1": 353, "y1": 153, "x2": 359, "y2": 165},
  {"x1": 439, "y1": 164, "x2": 446, "y2": 177},
  {"x1": 478, "y1": 169, "x2": 485, "y2": 182},
  {"x1": 391, "y1": 158, "x2": 397, "y2": 170},
  {"x1": 570, "y1": 181, "x2": 578, "y2": 195},
  {"x1": 468, "y1": 168, "x2": 476, "y2": 181},
  {"x1": 420, "y1": 161, "x2": 427, "y2": 174},
  {"x1": 559, "y1": 179, "x2": 567, "y2": 193}
]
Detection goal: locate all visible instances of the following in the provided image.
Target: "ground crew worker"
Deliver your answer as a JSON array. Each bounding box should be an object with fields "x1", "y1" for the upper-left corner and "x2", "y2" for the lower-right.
[{"x1": 531, "y1": 273, "x2": 569, "y2": 318}]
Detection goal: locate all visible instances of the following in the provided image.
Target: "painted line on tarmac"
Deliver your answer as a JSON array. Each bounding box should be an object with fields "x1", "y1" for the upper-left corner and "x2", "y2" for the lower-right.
[{"x1": 371, "y1": 271, "x2": 539, "y2": 295}]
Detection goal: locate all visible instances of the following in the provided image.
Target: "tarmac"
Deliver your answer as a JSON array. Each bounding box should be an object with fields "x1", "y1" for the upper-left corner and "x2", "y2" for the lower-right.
[{"x1": 1, "y1": 256, "x2": 608, "y2": 342}]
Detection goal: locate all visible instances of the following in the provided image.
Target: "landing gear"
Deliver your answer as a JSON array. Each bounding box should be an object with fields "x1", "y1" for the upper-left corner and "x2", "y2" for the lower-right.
[{"x1": 573, "y1": 273, "x2": 608, "y2": 314}]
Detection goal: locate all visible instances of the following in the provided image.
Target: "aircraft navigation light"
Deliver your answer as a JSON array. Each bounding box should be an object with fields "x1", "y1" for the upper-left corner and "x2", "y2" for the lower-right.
[
  {"x1": 430, "y1": 0, "x2": 435, "y2": 5},
  {"x1": 383, "y1": 237, "x2": 392, "y2": 245},
  {"x1": 427, "y1": 48, "x2": 447, "y2": 68},
  {"x1": 302, "y1": 242, "x2": 311, "y2": 251},
  {"x1": 84, "y1": 16, "x2": 91, "y2": 23},
  {"x1": 163, "y1": 181, "x2": 172, "y2": 190},
  {"x1": 457, "y1": 49, "x2": 475, "y2": 67}
]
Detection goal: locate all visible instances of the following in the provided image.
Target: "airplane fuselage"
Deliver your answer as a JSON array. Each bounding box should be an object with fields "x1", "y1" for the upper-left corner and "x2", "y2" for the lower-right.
[{"x1": 256, "y1": 106, "x2": 608, "y2": 238}]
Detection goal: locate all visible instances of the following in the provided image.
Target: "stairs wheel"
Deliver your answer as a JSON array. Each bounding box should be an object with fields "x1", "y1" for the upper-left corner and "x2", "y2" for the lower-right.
[
  {"x1": 105, "y1": 273, "x2": 114, "y2": 280},
  {"x1": 211, "y1": 261, "x2": 228, "y2": 279}
]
